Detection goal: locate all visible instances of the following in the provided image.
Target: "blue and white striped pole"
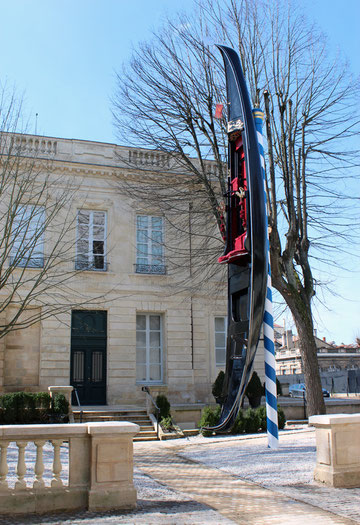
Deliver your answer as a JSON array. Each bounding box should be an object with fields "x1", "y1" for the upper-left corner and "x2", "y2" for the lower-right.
[{"x1": 252, "y1": 109, "x2": 279, "y2": 448}]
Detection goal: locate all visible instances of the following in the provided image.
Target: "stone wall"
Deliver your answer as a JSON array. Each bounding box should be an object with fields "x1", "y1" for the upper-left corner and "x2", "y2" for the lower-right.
[{"x1": 4, "y1": 308, "x2": 41, "y2": 389}]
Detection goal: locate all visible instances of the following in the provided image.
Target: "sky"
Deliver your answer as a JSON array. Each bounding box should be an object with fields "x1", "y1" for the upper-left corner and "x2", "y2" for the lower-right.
[{"x1": 1, "y1": 0, "x2": 359, "y2": 344}]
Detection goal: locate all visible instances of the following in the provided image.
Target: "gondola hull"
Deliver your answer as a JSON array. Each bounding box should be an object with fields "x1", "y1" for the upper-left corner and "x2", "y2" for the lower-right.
[{"x1": 207, "y1": 46, "x2": 267, "y2": 432}]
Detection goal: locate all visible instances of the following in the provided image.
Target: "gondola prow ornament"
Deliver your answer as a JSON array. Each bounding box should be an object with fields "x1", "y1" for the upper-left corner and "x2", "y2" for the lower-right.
[{"x1": 206, "y1": 46, "x2": 267, "y2": 432}]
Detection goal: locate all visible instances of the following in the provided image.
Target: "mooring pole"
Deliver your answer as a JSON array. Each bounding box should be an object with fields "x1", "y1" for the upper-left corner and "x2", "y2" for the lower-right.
[{"x1": 252, "y1": 108, "x2": 279, "y2": 448}]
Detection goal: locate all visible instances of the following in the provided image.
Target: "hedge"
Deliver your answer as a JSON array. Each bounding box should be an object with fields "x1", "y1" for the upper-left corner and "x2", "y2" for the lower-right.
[{"x1": 0, "y1": 392, "x2": 69, "y2": 424}]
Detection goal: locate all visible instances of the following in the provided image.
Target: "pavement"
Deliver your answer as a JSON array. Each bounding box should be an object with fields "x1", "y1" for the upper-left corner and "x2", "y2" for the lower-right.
[{"x1": 1, "y1": 426, "x2": 360, "y2": 524}]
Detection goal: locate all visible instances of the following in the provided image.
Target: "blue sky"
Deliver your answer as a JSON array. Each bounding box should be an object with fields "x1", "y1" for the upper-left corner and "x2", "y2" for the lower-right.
[{"x1": 1, "y1": 0, "x2": 359, "y2": 344}]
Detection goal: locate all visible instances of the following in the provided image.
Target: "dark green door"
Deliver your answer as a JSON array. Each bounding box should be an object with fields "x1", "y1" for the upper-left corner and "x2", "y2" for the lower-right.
[{"x1": 70, "y1": 310, "x2": 107, "y2": 405}]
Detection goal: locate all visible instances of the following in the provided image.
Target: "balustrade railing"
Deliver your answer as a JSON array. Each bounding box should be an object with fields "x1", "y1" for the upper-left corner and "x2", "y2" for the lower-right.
[
  {"x1": 128, "y1": 149, "x2": 170, "y2": 168},
  {"x1": 11, "y1": 135, "x2": 57, "y2": 156},
  {"x1": 0, "y1": 421, "x2": 139, "y2": 515}
]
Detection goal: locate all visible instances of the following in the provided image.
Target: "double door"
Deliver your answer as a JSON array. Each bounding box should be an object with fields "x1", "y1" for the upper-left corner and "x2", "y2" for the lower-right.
[{"x1": 70, "y1": 310, "x2": 107, "y2": 405}]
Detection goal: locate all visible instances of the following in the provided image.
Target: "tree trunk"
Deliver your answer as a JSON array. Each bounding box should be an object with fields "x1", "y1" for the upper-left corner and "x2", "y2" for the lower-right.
[{"x1": 285, "y1": 293, "x2": 326, "y2": 416}]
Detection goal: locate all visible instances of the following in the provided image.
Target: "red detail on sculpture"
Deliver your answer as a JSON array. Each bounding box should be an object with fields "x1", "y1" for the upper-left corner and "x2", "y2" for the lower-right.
[
  {"x1": 231, "y1": 177, "x2": 240, "y2": 192},
  {"x1": 218, "y1": 136, "x2": 249, "y2": 264},
  {"x1": 218, "y1": 232, "x2": 247, "y2": 263}
]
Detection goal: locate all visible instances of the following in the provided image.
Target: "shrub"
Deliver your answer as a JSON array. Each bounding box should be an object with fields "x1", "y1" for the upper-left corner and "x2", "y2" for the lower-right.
[
  {"x1": 199, "y1": 403, "x2": 286, "y2": 437},
  {"x1": 212, "y1": 371, "x2": 225, "y2": 402},
  {"x1": 160, "y1": 415, "x2": 173, "y2": 431},
  {"x1": 254, "y1": 405, "x2": 286, "y2": 431},
  {"x1": 35, "y1": 392, "x2": 51, "y2": 409},
  {"x1": 51, "y1": 393, "x2": 69, "y2": 415},
  {"x1": 278, "y1": 406, "x2": 286, "y2": 429},
  {"x1": 255, "y1": 406, "x2": 267, "y2": 431},
  {"x1": 243, "y1": 408, "x2": 261, "y2": 433},
  {"x1": 231, "y1": 409, "x2": 246, "y2": 434},
  {"x1": 156, "y1": 394, "x2": 171, "y2": 420},
  {"x1": 245, "y1": 372, "x2": 263, "y2": 408},
  {"x1": 0, "y1": 394, "x2": 17, "y2": 424},
  {"x1": 198, "y1": 405, "x2": 221, "y2": 437}
]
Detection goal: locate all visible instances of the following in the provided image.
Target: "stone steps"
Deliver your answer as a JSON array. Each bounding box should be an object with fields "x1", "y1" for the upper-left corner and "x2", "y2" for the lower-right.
[
  {"x1": 136, "y1": 429, "x2": 159, "y2": 441},
  {"x1": 72, "y1": 407, "x2": 158, "y2": 441},
  {"x1": 182, "y1": 428, "x2": 200, "y2": 437}
]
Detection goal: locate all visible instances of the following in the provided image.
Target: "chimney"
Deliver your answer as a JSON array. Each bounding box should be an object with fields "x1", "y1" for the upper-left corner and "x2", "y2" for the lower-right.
[
  {"x1": 286, "y1": 329, "x2": 294, "y2": 349},
  {"x1": 323, "y1": 337, "x2": 326, "y2": 342}
]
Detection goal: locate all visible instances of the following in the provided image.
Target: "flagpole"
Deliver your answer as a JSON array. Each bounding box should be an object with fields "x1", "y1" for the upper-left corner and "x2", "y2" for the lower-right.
[{"x1": 252, "y1": 108, "x2": 279, "y2": 449}]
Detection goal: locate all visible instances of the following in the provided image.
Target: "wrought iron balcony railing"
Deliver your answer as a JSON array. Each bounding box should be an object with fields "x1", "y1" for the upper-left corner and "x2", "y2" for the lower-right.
[
  {"x1": 9, "y1": 256, "x2": 44, "y2": 268},
  {"x1": 75, "y1": 260, "x2": 109, "y2": 272},
  {"x1": 135, "y1": 263, "x2": 166, "y2": 275}
]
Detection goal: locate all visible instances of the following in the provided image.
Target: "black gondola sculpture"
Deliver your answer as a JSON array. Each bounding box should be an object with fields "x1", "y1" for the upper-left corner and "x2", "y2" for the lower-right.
[{"x1": 206, "y1": 46, "x2": 268, "y2": 432}]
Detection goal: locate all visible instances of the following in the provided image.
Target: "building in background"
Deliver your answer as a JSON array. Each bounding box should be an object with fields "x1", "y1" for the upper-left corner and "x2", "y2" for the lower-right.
[
  {"x1": 275, "y1": 327, "x2": 360, "y2": 376},
  {"x1": 275, "y1": 325, "x2": 360, "y2": 393}
]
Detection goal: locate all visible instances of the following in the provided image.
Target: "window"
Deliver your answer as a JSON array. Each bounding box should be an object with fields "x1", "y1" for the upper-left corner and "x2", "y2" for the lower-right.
[
  {"x1": 328, "y1": 364, "x2": 341, "y2": 372},
  {"x1": 215, "y1": 316, "x2": 227, "y2": 366},
  {"x1": 10, "y1": 205, "x2": 45, "y2": 267},
  {"x1": 76, "y1": 210, "x2": 107, "y2": 271},
  {"x1": 136, "y1": 215, "x2": 165, "y2": 274},
  {"x1": 136, "y1": 314, "x2": 163, "y2": 383}
]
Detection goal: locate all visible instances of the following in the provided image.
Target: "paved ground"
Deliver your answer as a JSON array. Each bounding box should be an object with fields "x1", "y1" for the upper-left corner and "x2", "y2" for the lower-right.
[
  {"x1": 177, "y1": 428, "x2": 360, "y2": 522},
  {"x1": 2, "y1": 427, "x2": 360, "y2": 524}
]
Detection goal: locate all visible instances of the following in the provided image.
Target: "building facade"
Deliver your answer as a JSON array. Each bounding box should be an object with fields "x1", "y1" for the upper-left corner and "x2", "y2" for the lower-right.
[
  {"x1": 275, "y1": 327, "x2": 360, "y2": 376},
  {"x1": 0, "y1": 134, "x2": 265, "y2": 412}
]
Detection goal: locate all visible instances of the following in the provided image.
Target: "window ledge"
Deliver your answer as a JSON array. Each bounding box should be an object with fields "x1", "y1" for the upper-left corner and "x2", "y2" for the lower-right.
[{"x1": 136, "y1": 381, "x2": 165, "y2": 386}]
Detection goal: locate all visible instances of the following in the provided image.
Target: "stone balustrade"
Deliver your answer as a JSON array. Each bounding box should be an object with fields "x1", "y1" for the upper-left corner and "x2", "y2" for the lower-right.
[
  {"x1": 128, "y1": 149, "x2": 170, "y2": 168},
  {"x1": 12, "y1": 135, "x2": 57, "y2": 156},
  {"x1": 309, "y1": 413, "x2": 360, "y2": 488},
  {"x1": 0, "y1": 421, "x2": 139, "y2": 515}
]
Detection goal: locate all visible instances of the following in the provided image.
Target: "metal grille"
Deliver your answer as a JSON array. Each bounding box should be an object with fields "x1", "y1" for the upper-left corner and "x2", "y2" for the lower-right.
[
  {"x1": 92, "y1": 352, "x2": 103, "y2": 382},
  {"x1": 73, "y1": 352, "x2": 84, "y2": 382},
  {"x1": 75, "y1": 260, "x2": 109, "y2": 271},
  {"x1": 135, "y1": 264, "x2": 166, "y2": 275}
]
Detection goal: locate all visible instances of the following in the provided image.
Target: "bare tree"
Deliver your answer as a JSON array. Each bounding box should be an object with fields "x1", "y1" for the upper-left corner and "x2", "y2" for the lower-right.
[
  {"x1": 112, "y1": 0, "x2": 359, "y2": 415},
  {"x1": 112, "y1": 27, "x2": 229, "y2": 293},
  {"x1": 0, "y1": 86, "x2": 108, "y2": 338}
]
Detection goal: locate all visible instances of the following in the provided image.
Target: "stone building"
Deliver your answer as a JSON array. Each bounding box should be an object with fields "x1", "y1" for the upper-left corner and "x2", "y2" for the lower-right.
[
  {"x1": 0, "y1": 133, "x2": 265, "y2": 417},
  {"x1": 275, "y1": 327, "x2": 360, "y2": 376}
]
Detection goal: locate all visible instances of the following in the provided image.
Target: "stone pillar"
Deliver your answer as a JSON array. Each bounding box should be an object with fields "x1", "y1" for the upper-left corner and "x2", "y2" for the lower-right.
[
  {"x1": 309, "y1": 413, "x2": 360, "y2": 488},
  {"x1": 48, "y1": 386, "x2": 74, "y2": 422},
  {"x1": 87, "y1": 422, "x2": 139, "y2": 511}
]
